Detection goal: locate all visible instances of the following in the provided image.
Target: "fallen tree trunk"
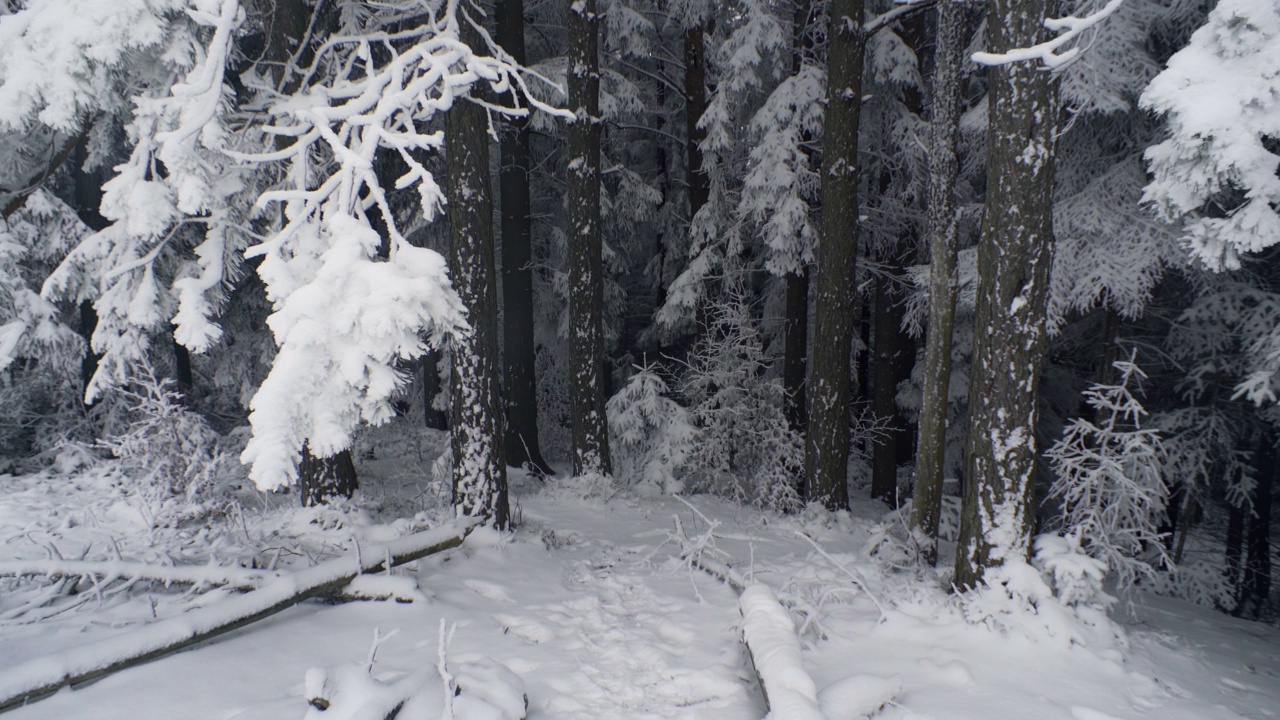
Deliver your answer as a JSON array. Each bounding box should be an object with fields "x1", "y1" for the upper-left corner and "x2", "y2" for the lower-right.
[
  {"x1": 669, "y1": 512, "x2": 822, "y2": 718},
  {"x1": 0, "y1": 558, "x2": 281, "y2": 591},
  {"x1": 0, "y1": 518, "x2": 480, "y2": 713},
  {"x1": 739, "y1": 583, "x2": 824, "y2": 720}
]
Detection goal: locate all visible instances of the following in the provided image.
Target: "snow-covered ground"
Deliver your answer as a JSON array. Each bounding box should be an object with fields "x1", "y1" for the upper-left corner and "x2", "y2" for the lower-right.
[{"x1": 0, "y1": 442, "x2": 1277, "y2": 719}]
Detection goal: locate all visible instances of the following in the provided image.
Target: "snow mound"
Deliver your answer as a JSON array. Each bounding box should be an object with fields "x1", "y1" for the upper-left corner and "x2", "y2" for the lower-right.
[{"x1": 817, "y1": 674, "x2": 900, "y2": 719}]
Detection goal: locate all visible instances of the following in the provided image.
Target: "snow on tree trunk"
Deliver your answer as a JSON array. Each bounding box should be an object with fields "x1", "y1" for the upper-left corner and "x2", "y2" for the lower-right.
[
  {"x1": 953, "y1": 0, "x2": 1060, "y2": 590},
  {"x1": 805, "y1": 0, "x2": 866, "y2": 511},
  {"x1": 910, "y1": 0, "x2": 967, "y2": 565},
  {"x1": 567, "y1": 0, "x2": 612, "y2": 478},
  {"x1": 448, "y1": 16, "x2": 509, "y2": 529},
  {"x1": 498, "y1": 0, "x2": 553, "y2": 477}
]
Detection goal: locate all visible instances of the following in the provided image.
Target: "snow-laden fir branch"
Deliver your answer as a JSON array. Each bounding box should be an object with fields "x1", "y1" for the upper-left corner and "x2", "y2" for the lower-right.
[{"x1": 972, "y1": 0, "x2": 1126, "y2": 69}]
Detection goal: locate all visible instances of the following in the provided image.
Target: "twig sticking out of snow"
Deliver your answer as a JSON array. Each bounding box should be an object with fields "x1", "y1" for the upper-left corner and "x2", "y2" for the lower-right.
[
  {"x1": 670, "y1": 497, "x2": 748, "y2": 593},
  {"x1": 0, "y1": 518, "x2": 481, "y2": 713},
  {"x1": 972, "y1": 0, "x2": 1126, "y2": 69},
  {"x1": 739, "y1": 583, "x2": 825, "y2": 720},
  {"x1": 795, "y1": 532, "x2": 889, "y2": 622}
]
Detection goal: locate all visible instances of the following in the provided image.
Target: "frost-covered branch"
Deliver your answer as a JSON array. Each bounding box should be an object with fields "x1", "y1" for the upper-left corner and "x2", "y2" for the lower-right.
[{"x1": 972, "y1": 0, "x2": 1126, "y2": 69}]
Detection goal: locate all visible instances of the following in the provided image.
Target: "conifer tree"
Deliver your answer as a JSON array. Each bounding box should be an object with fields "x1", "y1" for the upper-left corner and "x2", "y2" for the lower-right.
[
  {"x1": 806, "y1": 0, "x2": 866, "y2": 510},
  {"x1": 567, "y1": 0, "x2": 612, "y2": 476},
  {"x1": 954, "y1": 0, "x2": 1061, "y2": 589}
]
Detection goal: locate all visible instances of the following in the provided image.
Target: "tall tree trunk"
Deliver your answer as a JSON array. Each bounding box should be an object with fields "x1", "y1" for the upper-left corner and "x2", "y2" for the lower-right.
[
  {"x1": 805, "y1": 0, "x2": 866, "y2": 511},
  {"x1": 71, "y1": 139, "x2": 107, "y2": 411},
  {"x1": 446, "y1": 16, "x2": 510, "y2": 528},
  {"x1": 871, "y1": 270, "x2": 913, "y2": 506},
  {"x1": 684, "y1": 23, "x2": 710, "y2": 221},
  {"x1": 782, "y1": 0, "x2": 815, "y2": 441},
  {"x1": 783, "y1": 269, "x2": 809, "y2": 435},
  {"x1": 497, "y1": 0, "x2": 553, "y2": 476},
  {"x1": 567, "y1": 0, "x2": 611, "y2": 477},
  {"x1": 910, "y1": 0, "x2": 966, "y2": 565},
  {"x1": 953, "y1": 0, "x2": 1060, "y2": 590},
  {"x1": 1225, "y1": 491, "x2": 1246, "y2": 609},
  {"x1": 261, "y1": 0, "x2": 360, "y2": 507},
  {"x1": 1238, "y1": 433, "x2": 1274, "y2": 618}
]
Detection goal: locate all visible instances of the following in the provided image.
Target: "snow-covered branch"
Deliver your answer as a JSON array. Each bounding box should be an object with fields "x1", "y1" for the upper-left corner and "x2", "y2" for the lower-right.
[{"x1": 972, "y1": 0, "x2": 1126, "y2": 69}]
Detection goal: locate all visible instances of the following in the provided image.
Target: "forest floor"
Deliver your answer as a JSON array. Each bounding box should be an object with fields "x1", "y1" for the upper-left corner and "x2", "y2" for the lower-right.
[{"x1": 0, "y1": 431, "x2": 1278, "y2": 719}]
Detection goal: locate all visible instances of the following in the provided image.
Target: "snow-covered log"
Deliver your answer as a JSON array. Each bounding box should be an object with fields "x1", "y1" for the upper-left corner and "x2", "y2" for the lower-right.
[
  {"x1": 739, "y1": 583, "x2": 824, "y2": 720},
  {"x1": 0, "y1": 518, "x2": 480, "y2": 713},
  {"x1": 0, "y1": 558, "x2": 281, "y2": 591}
]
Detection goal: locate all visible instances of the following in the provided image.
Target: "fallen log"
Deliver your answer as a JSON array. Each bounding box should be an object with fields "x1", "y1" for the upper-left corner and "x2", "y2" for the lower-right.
[
  {"x1": 669, "y1": 509, "x2": 823, "y2": 718},
  {"x1": 738, "y1": 583, "x2": 824, "y2": 720},
  {"x1": 0, "y1": 558, "x2": 281, "y2": 592},
  {"x1": 0, "y1": 518, "x2": 481, "y2": 714}
]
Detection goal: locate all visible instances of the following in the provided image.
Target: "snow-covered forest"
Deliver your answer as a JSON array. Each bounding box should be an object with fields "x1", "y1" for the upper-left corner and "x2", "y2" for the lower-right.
[{"x1": 0, "y1": 0, "x2": 1277, "y2": 717}]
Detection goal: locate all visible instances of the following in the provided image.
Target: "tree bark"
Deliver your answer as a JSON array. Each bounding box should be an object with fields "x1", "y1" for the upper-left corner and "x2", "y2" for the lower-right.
[
  {"x1": 953, "y1": 0, "x2": 1060, "y2": 590},
  {"x1": 910, "y1": 0, "x2": 966, "y2": 565},
  {"x1": 567, "y1": 0, "x2": 612, "y2": 477},
  {"x1": 783, "y1": 268, "x2": 809, "y2": 436},
  {"x1": 684, "y1": 23, "x2": 710, "y2": 221},
  {"x1": 805, "y1": 0, "x2": 866, "y2": 511},
  {"x1": 1238, "y1": 433, "x2": 1274, "y2": 618},
  {"x1": 298, "y1": 444, "x2": 358, "y2": 507},
  {"x1": 782, "y1": 0, "x2": 816, "y2": 442},
  {"x1": 497, "y1": 0, "x2": 553, "y2": 476},
  {"x1": 447, "y1": 15, "x2": 510, "y2": 528}
]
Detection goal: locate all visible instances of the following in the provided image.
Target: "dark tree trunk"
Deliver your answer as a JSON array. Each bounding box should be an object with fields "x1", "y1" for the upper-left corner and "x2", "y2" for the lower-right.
[
  {"x1": 953, "y1": 0, "x2": 1059, "y2": 590},
  {"x1": 1238, "y1": 434, "x2": 1274, "y2": 618},
  {"x1": 497, "y1": 0, "x2": 553, "y2": 476},
  {"x1": 684, "y1": 23, "x2": 710, "y2": 221},
  {"x1": 567, "y1": 0, "x2": 611, "y2": 477},
  {"x1": 805, "y1": 0, "x2": 866, "y2": 511},
  {"x1": 871, "y1": 270, "x2": 914, "y2": 507},
  {"x1": 172, "y1": 337, "x2": 194, "y2": 401},
  {"x1": 1225, "y1": 493, "x2": 1246, "y2": 609},
  {"x1": 70, "y1": 139, "x2": 108, "y2": 410},
  {"x1": 783, "y1": 268, "x2": 809, "y2": 435},
  {"x1": 299, "y1": 445, "x2": 358, "y2": 507},
  {"x1": 910, "y1": 0, "x2": 966, "y2": 564},
  {"x1": 446, "y1": 15, "x2": 510, "y2": 528},
  {"x1": 422, "y1": 349, "x2": 449, "y2": 430},
  {"x1": 782, "y1": 0, "x2": 815, "y2": 442}
]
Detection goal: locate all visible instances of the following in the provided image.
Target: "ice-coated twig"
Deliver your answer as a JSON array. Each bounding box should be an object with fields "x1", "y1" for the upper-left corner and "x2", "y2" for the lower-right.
[{"x1": 972, "y1": 0, "x2": 1125, "y2": 69}]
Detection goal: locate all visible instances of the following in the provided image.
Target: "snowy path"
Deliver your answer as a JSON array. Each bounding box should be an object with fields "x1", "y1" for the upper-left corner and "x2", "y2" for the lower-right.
[{"x1": 2, "y1": 494, "x2": 765, "y2": 719}]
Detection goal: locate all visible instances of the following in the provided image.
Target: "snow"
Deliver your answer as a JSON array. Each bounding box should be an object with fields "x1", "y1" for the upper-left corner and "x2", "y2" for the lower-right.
[{"x1": 1, "y1": 463, "x2": 1278, "y2": 720}]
